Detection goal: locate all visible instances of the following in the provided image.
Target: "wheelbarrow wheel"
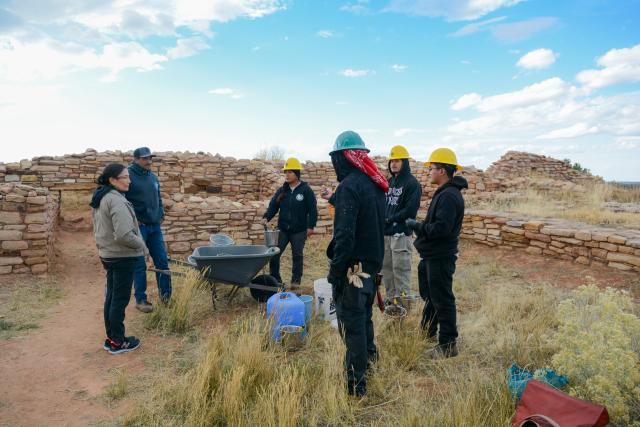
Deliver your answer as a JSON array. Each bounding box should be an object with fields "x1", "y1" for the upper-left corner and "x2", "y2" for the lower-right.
[{"x1": 250, "y1": 274, "x2": 280, "y2": 302}]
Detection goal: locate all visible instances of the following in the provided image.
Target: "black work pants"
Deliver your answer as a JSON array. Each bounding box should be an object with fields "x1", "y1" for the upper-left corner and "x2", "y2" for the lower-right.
[
  {"x1": 101, "y1": 257, "x2": 136, "y2": 344},
  {"x1": 332, "y1": 268, "x2": 377, "y2": 396},
  {"x1": 269, "y1": 230, "x2": 307, "y2": 283},
  {"x1": 418, "y1": 255, "x2": 458, "y2": 345}
]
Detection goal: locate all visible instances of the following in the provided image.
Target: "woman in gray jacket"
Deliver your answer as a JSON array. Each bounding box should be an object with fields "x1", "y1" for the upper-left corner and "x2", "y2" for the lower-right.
[{"x1": 91, "y1": 163, "x2": 147, "y2": 354}]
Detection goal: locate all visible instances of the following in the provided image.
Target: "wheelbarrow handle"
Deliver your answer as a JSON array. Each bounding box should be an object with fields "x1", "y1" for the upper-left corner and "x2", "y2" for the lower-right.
[
  {"x1": 187, "y1": 255, "x2": 197, "y2": 266},
  {"x1": 267, "y1": 246, "x2": 280, "y2": 255}
]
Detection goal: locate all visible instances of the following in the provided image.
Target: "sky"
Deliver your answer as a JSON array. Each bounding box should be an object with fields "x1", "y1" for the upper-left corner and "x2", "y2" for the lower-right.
[{"x1": 1, "y1": 0, "x2": 639, "y2": 181}]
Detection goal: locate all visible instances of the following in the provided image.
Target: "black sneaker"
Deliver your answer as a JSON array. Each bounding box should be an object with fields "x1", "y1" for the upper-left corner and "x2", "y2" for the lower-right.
[
  {"x1": 107, "y1": 336, "x2": 141, "y2": 355},
  {"x1": 103, "y1": 339, "x2": 110, "y2": 351}
]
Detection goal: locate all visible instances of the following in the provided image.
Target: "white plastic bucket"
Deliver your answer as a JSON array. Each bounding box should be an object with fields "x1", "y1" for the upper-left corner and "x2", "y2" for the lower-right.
[{"x1": 313, "y1": 278, "x2": 336, "y2": 323}]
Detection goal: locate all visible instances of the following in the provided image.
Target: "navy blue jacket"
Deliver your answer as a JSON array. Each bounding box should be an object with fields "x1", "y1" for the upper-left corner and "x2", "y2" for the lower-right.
[
  {"x1": 125, "y1": 163, "x2": 164, "y2": 225},
  {"x1": 263, "y1": 181, "x2": 318, "y2": 234},
  {"x1": 385, "y1": 159, "x2": 422, "y2": 236},
  {"x1": 327, "y1": 153, "x2": 386, "y2": 278},
  {"x1": 413, "y1": 176, "x2": 468, "y2": 259}
]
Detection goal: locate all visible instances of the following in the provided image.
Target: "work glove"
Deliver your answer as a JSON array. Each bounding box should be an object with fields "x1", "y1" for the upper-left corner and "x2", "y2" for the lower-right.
[{"x1": 405, "y1": 218, "x2": 421, "y2": 232}]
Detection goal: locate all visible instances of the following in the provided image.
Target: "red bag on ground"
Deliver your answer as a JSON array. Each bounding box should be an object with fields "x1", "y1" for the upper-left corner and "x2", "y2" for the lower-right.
[{"x1": 512, "y1": 379, "x2": 609, "y2": 427}]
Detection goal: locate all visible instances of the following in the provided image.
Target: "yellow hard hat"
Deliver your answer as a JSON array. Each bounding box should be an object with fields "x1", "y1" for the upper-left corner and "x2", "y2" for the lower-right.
[
  {"x1": 425, "y1": 148, "x2": 462, "y2": 170},
  {"x1": 388, "y1": 145, "x2": 411, "y2": 160},
  {"x1": 283, "y1": 157, "x2": 303, "y2": 171}
]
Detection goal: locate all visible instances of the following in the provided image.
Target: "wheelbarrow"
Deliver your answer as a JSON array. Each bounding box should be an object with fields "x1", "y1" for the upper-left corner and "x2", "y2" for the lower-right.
[{"x1": 152, "y1": 244, "x2": 284, "y2": 309}]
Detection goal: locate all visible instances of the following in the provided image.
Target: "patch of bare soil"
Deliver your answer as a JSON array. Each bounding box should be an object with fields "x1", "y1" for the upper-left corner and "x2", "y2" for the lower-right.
[{"x1": 0, "y1": 229, "x2": 177, "y2": 427}]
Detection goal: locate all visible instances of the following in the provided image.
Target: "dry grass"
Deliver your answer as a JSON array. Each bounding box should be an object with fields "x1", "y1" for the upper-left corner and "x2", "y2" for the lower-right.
[
  {"x1": 144, "y1": 269, "x2": 211, "y2": 335},
  {"x1": 120, "y1": 236, "x2": 570, "y2": 426},
  {"x1": 471, "y1": 182, "x2": 640, "y2": 227},
  {"x1": 0, "y1": 277, "x2": 63, "y2": 339}
]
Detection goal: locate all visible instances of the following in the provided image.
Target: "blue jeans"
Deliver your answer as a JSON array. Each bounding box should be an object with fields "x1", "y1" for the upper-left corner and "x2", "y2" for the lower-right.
[{"x1": 134, "y1": 223, "x2": 171, "y2": 303}]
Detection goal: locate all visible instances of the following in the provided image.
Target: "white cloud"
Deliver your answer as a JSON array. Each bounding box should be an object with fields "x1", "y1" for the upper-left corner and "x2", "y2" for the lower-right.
[
  {"x1": 316, "y1": 30, "x2": 335, "y2": 38},
  {"x1": 167, "y1": 37, "x2": 210, "y2": 59},
  {"x1": 393, "y1": 128, "x2": 425, "y2": 137},
  {"x1": 0, "y1": 36, "x2": 167, "y2": 82},
  {"x1": 391, "y1": 64, "x2": 408, "y2": 72},
  {"x1": 537, "y1": 123, "x2": 598, "y2": 139},
  {"x1": 451, "y1": 78, "x2": 570, "y2": 113},
  {"x1": 99, "y1": 42, "x2": 168, "y2": 82},
  {"x1": 341, "y1": 68, "x2": 373, "y2": 77},
  {"x1": 490, "y1": 17, "x2": 558, "y2": 43},
  {"x1": 0, "y1": 0, "x2": 285, "y2": 83},
  {"x1": 384, "y1": 0, "x2": 522, "y2": 21},
  {"x1": 451, "y1": 92, "x2": 481, "y2": 110},
  {"x1": 341, "y1": 0, "x2": 372, "y2": 15},
  {"x1": 450, "y1": 16, "x2": 506, "y2": 37},
  {"x1": 516, "y1": 48, "x2": 558, "y2": 70},
  {"x1": 576, "y1": 44, "x2": 640, "y2": 89},
  {"x1": 208, "y1": 87, "x2": 244, "y2": 99}
]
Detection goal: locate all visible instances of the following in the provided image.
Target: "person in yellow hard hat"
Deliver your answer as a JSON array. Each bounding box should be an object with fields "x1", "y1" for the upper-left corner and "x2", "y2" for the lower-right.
[
  {"x1": 406, "y1": 148, "x2": 468, "y2": 359},
  {"x1": 382, "y1": 145, "x2": 422, "y2": 309},
  {"x1": 261, "y1": 157, "x2": 318, "y2": 289}
]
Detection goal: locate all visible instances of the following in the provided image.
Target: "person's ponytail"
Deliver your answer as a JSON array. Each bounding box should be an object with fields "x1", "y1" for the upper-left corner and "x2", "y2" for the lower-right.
[{"x1": 96, "y1": 163, "x2": 126, "y2": 187}]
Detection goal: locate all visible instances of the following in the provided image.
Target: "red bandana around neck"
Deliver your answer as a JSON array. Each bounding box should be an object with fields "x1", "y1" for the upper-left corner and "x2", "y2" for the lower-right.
[{"x1": 343, "y1": 149, "x2": 389, "y2": 193}]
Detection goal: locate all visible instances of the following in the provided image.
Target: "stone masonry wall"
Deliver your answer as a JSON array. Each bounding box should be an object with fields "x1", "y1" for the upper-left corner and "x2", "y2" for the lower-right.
[
  {"x1": 0, "y1": 184, "x2": 58, "y2": 275},
  {"x1": 0, "y1": 149, "x2": 617, "y2": 274},
  {"x1": 463, "y1": 210, "x2": 640, "y2": 272}
]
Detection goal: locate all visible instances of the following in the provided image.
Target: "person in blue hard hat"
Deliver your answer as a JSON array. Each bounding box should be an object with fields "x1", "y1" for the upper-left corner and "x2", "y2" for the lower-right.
[{"x1": 326, "y1": 130, "x2": 387, "y2": 397}]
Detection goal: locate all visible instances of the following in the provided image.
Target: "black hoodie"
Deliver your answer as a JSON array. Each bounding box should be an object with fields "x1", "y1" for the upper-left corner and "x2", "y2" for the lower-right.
[
  {"x1": 89, "y1": 185, "x2": 113, "y2": 209},
  {"x1": 264, "y1": 181, "x2": 318, "y2": 234},
  {"x1": 326, "y1": 152, "x2": 386, "y2": 278},
  {"x1": 385, "y1": 159, "x2": 422, "y2": 236},
  {"x1": 413, "y1": 175, "x2": 468, "y2": 259}
]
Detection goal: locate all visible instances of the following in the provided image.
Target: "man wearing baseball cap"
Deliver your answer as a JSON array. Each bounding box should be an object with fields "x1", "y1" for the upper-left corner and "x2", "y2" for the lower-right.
[{"x1": 125, "y1": 147, "x2": 171, "y2": 311}]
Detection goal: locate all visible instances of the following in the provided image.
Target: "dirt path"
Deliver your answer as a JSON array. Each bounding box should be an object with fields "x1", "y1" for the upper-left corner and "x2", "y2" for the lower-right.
[{"x1": 0, "y1": 229, "x2": 167, "y2": 427}]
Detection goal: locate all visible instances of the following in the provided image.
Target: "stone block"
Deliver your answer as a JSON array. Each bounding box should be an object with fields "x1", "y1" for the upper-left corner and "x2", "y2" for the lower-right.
[
  {"x1": 607, "y1": 235, "x2": 627, "y2": 245},
  {"x1": 30, "y1": 264, "x2": 48, "y2": 274},
  {"x1": 24, "y1": 256, "x2": 48, "y2": 265},
  {"x1": 599, "y1": 242, "x2": 618, "y2": 251},
  {"x1": 525, "y1": 247, "x2": 542, "y2": 255},
  {"x1": 524, "y1": 231, "x2": 551, "y2": 242},
  {"x1": 523, "y1": 221, "x2": 545, "y2": 231},
  {"x1": 0, "y1": 211, "x2": 22, "y2": 225},
  {"x1": 0, "y1": 230, "x2": 23, "y2": 241},
  {"x1": 608, "y1": 262, "x2": 632, "y2": 271},
  {"x1": 26, "y1": 196, "x2": 47, "y2": 205},
  {"x1": 541, "y1": 227, "x2": 575, "y2": 237},
  {"x1": 576, "y1": 256, "x2": 590, "y2": 265},
  {"x1": 2, "y1": 240, "x2": 28, "y2": 250},
  {"x1": 24, "y1": 212, "x2": 46, "y2": 224},
  {"x1": 574, "y1": 231, "x2": 592, "y2": 241},
  {"x1": 0, "y1": 257, "x2": 23, "y2": 265},
  {"x1": 606, "y1": 252, "x2": 640, "y2": 267}
]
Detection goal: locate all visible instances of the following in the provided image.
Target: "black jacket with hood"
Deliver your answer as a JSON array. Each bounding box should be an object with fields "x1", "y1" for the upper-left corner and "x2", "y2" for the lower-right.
[
  {"x1": 326, "y1": 152, "x2": 386, "y2": 279},
  {"x1": 385, "y1": 159, "x2": 422, "y2": 236},
  {"x1": 413, "y1": 175, "x2": 468, "y2": 259},
  {"x1": 263, "y1": 181, "x2": 318, "y2": 234}
]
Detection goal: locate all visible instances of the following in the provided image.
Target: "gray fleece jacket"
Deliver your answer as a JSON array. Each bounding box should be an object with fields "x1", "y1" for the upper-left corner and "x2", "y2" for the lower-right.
[{"x1": 92, "y1": 189, "x2": 147, "y2": 258}]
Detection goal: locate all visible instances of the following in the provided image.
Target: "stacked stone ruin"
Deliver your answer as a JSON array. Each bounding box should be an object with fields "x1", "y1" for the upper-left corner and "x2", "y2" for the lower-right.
[
  {"x1": 1, "y1": 149, "x2": 635, "y2": 275},
  {"x1": 0, "y1": 183, "x2": 59, "y2": 275}
]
